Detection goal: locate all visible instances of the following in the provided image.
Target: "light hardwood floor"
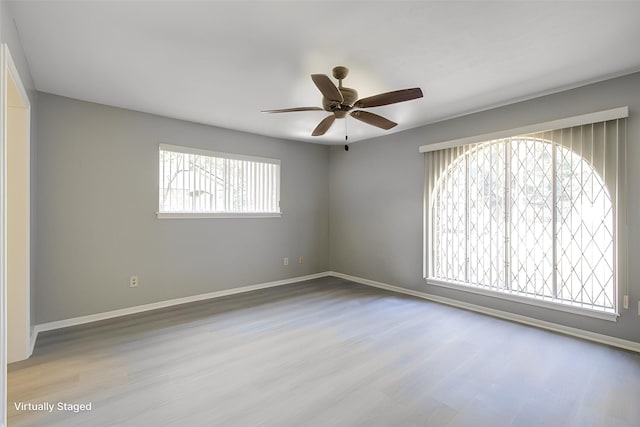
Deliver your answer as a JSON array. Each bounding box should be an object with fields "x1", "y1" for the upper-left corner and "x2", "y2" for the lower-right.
[{"x1": 8, "y1": 277, "x2": 640, "y2": 426}]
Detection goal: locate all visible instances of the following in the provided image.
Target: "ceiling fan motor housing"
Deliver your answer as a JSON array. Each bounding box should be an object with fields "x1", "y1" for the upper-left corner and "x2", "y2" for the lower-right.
[{"x1": 322, "y1": 86, "x2": 359, "y2": 118}]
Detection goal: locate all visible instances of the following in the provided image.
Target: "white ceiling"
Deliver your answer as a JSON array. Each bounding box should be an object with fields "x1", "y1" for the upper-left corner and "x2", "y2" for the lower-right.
[{"x1": 8, "y1": 1, "x2": 640, "y2": 145}]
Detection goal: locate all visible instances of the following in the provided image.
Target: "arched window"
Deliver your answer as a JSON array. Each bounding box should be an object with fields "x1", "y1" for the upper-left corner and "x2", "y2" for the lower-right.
[{"x1": 425, "y1": 117, "x2": 625, "y2": 315}]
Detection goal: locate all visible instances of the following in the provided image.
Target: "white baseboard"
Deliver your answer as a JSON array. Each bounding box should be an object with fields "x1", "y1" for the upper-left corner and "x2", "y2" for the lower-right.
[
  {"x1": 30, "y1": 270, "x2": 640, "y2": 355},
  {"x1": 328, "y1": 271, "x2": 640, "y2": 353},
  {"x1": 32, "y1": 272, "x2": 331, "y2": 340}
]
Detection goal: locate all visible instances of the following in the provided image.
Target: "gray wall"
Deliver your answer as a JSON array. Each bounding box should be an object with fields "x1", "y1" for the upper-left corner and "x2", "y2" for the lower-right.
[
  {"x1": 33, "y1": 68, "x2": 640, "y2": 343},
  {"x1": 1, "y1": 1, "x2": 35, "y2": 97},
  {"x1": 35, "y1": 93, "x2": 329, "y2": 323},
  {"x1": 330, "y1": 72, "x2": 640, "y2": 344}
]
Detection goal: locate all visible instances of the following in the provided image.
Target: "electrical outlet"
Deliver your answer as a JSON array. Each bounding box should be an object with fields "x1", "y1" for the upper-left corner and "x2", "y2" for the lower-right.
[
  {"x1": 623, "y1": 295, "x2": 629, "y2": 309},
  {"x1": 129, "y1": 275, "x2": 138, "y2": 288},
  {"x1": 283, "y1": 257, "x2": 289, "y2": 266},
  {"x1": 299, "y1": 256, "x2": 304, "y2": 264}
]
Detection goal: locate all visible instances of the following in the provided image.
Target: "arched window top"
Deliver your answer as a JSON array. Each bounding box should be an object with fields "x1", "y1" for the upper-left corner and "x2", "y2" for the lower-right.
[{"x1": 434, "y1": 136, "x2": 612, "y2": 205}]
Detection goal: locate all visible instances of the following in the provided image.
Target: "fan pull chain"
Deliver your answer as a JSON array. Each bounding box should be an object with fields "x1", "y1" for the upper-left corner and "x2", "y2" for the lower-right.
[
  {"x1": 345, "y1": 117, "x2": 348, "y2": 141},
  {"x1": 344, "y1": 118, "x2": 349, "y2": 151}
]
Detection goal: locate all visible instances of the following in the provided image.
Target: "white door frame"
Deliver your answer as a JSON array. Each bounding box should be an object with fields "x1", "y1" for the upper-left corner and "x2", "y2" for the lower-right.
[
  {"x1": 0, "y1": 41, "x2": 8, "y2": 427},
  {"x1": 1, "y1": 42, "x2": 32, "y2": 427}
]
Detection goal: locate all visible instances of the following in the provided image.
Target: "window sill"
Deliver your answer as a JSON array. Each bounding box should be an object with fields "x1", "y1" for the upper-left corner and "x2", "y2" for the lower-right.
[
  {"x1": 156, "y1": 212, "x2": 282, "y2": 219},
  {"x1": 425, "y1": 278, "x2": 619, "y2": 322}
]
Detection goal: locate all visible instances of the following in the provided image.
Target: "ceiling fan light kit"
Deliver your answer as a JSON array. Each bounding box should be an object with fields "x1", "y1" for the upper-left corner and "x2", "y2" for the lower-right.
[{"x1": 262, "y1": 66, "x2": 423, "y2": 145}]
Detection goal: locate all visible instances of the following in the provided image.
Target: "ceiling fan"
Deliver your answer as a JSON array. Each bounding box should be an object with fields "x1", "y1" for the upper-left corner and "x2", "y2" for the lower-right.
[{"x1": 262, "y1": 66, "x2": 423, "y2": 149}]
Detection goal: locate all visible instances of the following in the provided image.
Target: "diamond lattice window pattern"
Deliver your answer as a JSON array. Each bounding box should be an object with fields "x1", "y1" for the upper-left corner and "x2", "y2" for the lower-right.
[{"x1": 428, "y1": 120, "x2": 622, "y2": 314}]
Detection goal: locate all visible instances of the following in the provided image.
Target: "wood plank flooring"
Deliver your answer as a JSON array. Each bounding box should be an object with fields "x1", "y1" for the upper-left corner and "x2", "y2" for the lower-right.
[{"x1": 7, "y1": 277, "x2": 640, "y2": 426}]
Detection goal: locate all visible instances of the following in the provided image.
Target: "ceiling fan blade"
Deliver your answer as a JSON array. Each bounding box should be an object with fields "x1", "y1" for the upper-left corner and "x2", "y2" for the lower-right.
[
  {"x1": 350, "y1": 110, "x2": 397, "y2": 130},
  {"x1": 312, "y1": 115, "x2": 336, "y2": 136},
  {"x1": 355, "y1": 88, "x2": 423, "y2": 108},
  {"x1": 261, "y1": 107, "x2": 324, "y2": 113},
  {"x1": 311, "y1": 74, "x2": 343, "y2": 103}
]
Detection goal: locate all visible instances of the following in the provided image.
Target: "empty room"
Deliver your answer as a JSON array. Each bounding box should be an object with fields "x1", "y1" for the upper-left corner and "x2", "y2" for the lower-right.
[{"x1": 1, "y1": 1, "x2": 640, "y2": 426}]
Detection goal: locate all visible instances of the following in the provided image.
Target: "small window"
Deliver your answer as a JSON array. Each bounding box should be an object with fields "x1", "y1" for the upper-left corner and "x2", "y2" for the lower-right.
[{"x1": 158, "y1": 144, "x2": 281, "y2": 218}]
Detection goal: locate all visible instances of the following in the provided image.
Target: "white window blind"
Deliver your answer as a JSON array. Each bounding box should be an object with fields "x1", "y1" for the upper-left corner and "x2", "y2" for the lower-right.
[
  {"x1": 158, "y1": 144, "x2": 281, "y2": 218},
  {"x1": 423, "y1": 110, "x2": 627, "y2": 319}
]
